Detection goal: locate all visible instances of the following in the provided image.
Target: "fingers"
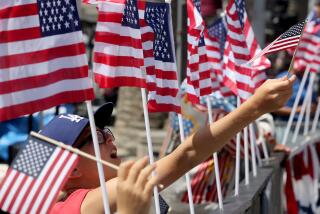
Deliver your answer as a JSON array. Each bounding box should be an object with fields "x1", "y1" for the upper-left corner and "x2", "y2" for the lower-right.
[
  {"x1": 144, "y1": 175, "x2": 159, "y2": 196},
  {"x1": 118, "y1": 160, "x2": 135, "y2": 182},
  {"x1": 127, "y1": 156, "x2": 149, "y2": 183},
  {"x1": 136, "y1": 163, "x2": 156, "y2": 188},
  {"x1": 263, "y1": 75, "x2": 295, "y2": 93},
  {"x1": 288, "y1": 74, "x2": 297, "y2": 83}
]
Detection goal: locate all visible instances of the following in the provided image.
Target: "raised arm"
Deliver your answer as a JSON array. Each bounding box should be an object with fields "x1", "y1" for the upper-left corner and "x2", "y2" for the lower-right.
[
  {"x1": 155, "y1": 75, "x2": 296, "y2": 187},
  {"x1": 79, "y1": 76, "x2": 296, "y2": 214}
]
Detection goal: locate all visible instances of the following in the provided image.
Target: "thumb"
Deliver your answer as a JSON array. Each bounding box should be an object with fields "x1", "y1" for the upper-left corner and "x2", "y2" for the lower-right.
[
  {"x1": 279, "y1": 75, "x2": 288, "y2": 81},
  {"x1": 288, "y1": 74, "x2": 297, "y2": 84}
]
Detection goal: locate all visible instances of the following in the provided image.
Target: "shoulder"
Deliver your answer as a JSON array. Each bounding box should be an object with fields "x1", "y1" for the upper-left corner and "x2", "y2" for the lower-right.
[
  {"x1": 80, "y1": 178, "x2": 118, "y2": 214},
  {"x1": 50, "y1": 189, "x2": 91, "y2": 214}
]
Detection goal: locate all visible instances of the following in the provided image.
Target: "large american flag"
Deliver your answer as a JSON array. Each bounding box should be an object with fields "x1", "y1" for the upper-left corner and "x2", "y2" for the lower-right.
[
  {"x1": 93, "y1": 0, "x2": 146, "y2": 88},
  {"x1": 186, "y1": 0, "x2": 212, "y2": 104},
  {"x1": 141, "y1": 1, "x2": 180, "y2": 113},
  {"x1": 0, "y1": 0, "x2": 94, "y2": 122},
  {"x1": 248, "y1": 20, "x2": 306, "y2": 65},
  {"x1": 294, "y1": 12, "x2": 320, "y2": 73},
  {"x1": 0, "y1": 136, "x2": 78, "y2": 214},
  {"x1": 92, "y1": 0, "x2": 180, "y2": 113},
  {"x1": 223, "y1": 0, "x2": 269, "y2": 101}
]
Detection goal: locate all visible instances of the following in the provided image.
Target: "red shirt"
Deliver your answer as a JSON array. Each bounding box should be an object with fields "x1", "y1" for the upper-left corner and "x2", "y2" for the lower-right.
[{"x1": 50, "y1": 189, "x2": 91, "y2": 214}]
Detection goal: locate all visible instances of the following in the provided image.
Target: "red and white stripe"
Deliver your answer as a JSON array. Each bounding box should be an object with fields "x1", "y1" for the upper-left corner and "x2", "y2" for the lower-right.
[
  {"x1": 204, "y1": 31, "x2": 234, "y2": 97},
  {"x1": 0, "y1": 0, "x2": 94, "y2": 122},
  {"x1": 140, "y1": 2, "x2": 181, "y2": 113},
  {"x1": 0, "y1": 147, "x2": 78, "y2": 214},
  {"x1": 186, "y1": 0, "x2": 212, "y2": 104},
  {"x1": 294, "y1": 22, "x2": 320, "y2": 73},
  {"x1": 223, "y1": 0, "x2": 269, "y2": 101},
  {"x1": 93, "y1": 0, "x2": 146, "y2": 88}
]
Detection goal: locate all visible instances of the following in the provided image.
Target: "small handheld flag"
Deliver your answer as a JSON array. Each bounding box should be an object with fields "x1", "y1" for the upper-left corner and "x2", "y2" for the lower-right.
[
  {"x1": 247, "y1": 20, "x2": 306, "y2": 65},
  {"x1": 0, "y1": 136, "x2": 79, "y2": 214}
]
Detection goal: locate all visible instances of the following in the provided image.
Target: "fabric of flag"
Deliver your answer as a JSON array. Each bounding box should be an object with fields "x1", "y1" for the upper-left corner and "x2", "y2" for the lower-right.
[
  {"x1": 0, "y1": 0, "x2": 94, "y2": 122},
  {"x1": 206, "y1": 18, "x2": 233, "y2": 97},
  {"x1": 141, "y1": 1, "x2": 181, "y2": 113},
  {"x1": 159, "y1": 194, "x2": 170, "y2": 214},
  {"x1": 93, "y1": 0, "x2": 146, "y2": 88},
  {"x1": 186, "y1": 0, "x2": 212, "y2": 104},
  {"x1": 181, "y1": 150, "x2": 235, "y2": 203},
  {"x1": 0, "y1": 136, "x2": 78, "y2": 214},
  {"x1": 248, "y1": 20, "x2": 305, "y2": 65},
  {"x1": 285, "y1": 144, "x2": 320, "y2": 214},
  {"x1": 294, "y1": 12, "x2": 320, "y2": 73},
  {"x1": 223, "y1": 0, "x2": 270, "y2": 101}
]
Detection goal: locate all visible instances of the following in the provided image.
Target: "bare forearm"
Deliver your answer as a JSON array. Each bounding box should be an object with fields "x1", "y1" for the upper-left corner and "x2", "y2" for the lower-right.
[
  {"x1": 156, "y1": 76, "x2": 295, "y2": 188},
  {"x1": 183, "y1": 98, "x2": 262, "y2": 166},
  {"x1": 156, "y1": 98, "x2": 262, "y2": 187}
]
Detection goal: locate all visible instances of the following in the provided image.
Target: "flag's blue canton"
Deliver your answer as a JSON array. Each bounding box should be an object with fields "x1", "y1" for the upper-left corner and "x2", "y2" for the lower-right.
[
  {"x1": 11, "y1": 137, "x2": 55, "y2": 178},
  {"x1": 170, "y1": 113, "x2": 195, "y2": 137},
  {"x1": 145, "y1": 2, "x2": 174, "y2": 62},
  {"x1": 279, "y1": 21, "x2": 305, "y2": 40},
  {"x1": 193, "y1": 0, "x2": 201, "y2": 13},
  {"x1": 235, "y1": 0, "x2": 245, "y2": 28},
  {"x1": 122, "y1": 0, "x2": 140, "y2": 29},
  {"x1": 192, "y1": 0, "x2": 204, "y2": 47},
  {"x1": 159, "y1": 195, "x2": 170, "y2": 214},
  {"x1": 208, "y1": 18, "x2": 227, "y2": 55},
  {"x1": 37, "y1": 0, "x2": 81, "y2": 37}
]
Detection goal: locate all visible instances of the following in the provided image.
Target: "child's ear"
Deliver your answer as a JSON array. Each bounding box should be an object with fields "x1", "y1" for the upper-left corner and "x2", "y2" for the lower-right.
[{"x1": 69, "y1": 167, "x2": 82, "y2": 179}]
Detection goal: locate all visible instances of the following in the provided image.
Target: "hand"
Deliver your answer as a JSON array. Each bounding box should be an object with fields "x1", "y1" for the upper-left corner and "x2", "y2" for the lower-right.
[
  {"x1": 117, "y1": 157, "x2": 158, "y2": 214},
  {"x1": 273, "y1": 144, "x2": 291, "y2": 154},
  {"x1": 248, "y1": 75, "x2": 296, "y2": 115}
]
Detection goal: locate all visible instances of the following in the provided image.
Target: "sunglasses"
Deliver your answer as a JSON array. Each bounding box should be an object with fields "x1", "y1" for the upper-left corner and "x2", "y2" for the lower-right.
[
  {"x1": 96, "y1": 127, "x2": 115, "y2": 144},
  {"x1": 76, "y1": 127, "x2": 115, "y2": 148}
]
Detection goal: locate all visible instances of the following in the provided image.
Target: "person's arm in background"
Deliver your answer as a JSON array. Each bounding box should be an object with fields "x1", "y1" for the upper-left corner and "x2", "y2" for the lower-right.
[{"x1": 155, "y1": 75, "x2": 296, "y2": 187}]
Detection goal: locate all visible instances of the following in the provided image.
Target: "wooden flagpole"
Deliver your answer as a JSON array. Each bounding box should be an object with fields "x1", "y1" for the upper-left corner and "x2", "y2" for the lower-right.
[
  {"x1": 206, "y1": 96, "x2": 223, "y2": 210},
  {"x1": 140, "y1": 88, "x2": 161, "y2": 214},
  {"x1": 311, "y1": 97, "x2": 320, "y2": 133},
  {"x1": 281, "y1": 67, "x2": 310, "y2": 145},
  {"x1": 86, "y1": 101, "x2": 112, "y2": 214},
  {"x1": 178, "y1": 114, "x2": 196, "y2": 214},
  {"x1": 249, "y1": 124, "x2": 257, "y2": 177},
  {"x1": 243, "y1": 126, "x2": 250, "y2": 185},
  {"x1": 292, "y1": 72, "x2": 316, "y2": 142},
  {"x1": 303, "y1": 84, "x2": 312, "y2": 135},
  {"x1": 30, "y1": 131, "x2": 120, "y2": 170},
  {"x1": 234, "y1": 97, "x2": 241, "y2": 196}
]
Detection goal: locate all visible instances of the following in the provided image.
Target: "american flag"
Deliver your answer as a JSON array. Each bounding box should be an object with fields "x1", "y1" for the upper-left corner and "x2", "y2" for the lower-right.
[
  {"x1": 91, "y1": 0, "x2": 180, "y2": 113},
  {"x1": 186, "y1": 0, "x2": 212, "y2": 104},
  {"x1": 93, "y1": 0, "x2": 146, "y2": 88},
  {"x1": 0, "y1": 0, "x2": 94, "y2": 122},
  {"x1": 248, "y1": 20, "x2": 306, "y2": 65},
  {"x1": 0, "y1": 136, "x2": 78, "y2": 214},
  {"x1": 206, "y1": 18, "x2": 233, "y2": 97},
  {"x1": 223, "y1": 0, "x2": 269, "y2": 101},
  {"x1": 141, "y1": 1, "x2": 180, "y2": 113},
  {"x1": 294, "y1": 12, "x2": 320, "y2": 73}
]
